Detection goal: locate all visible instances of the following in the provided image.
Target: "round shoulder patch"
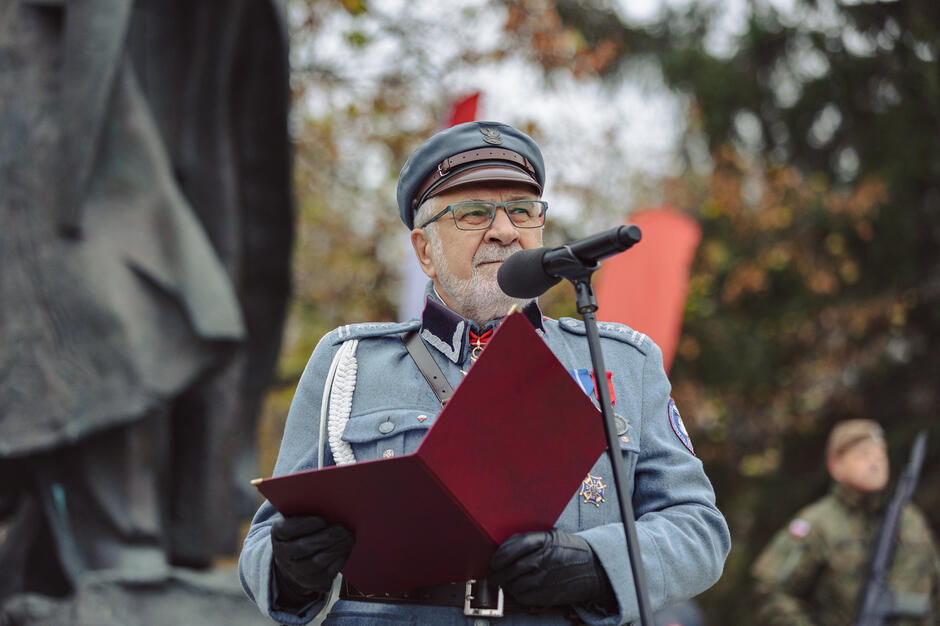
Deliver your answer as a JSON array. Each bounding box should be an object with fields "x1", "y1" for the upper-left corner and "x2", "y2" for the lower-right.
[
  {"x1": 788, "y1": 519, "x2": 811, "y2": 539},
  {"x1": 668, "y1": 399, "x2": 694, "y2": 455}
]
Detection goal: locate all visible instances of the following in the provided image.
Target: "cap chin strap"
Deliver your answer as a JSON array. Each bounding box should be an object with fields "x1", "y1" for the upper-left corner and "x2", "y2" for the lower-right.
[{"x1": 412, "y1": 147, "x2": 537, "y2": 211}]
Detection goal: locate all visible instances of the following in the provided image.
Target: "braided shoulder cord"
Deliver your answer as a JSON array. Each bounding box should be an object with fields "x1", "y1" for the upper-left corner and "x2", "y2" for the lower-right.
[{"x1": 327, "y1": 339, "x2": 358, "y2": 466}]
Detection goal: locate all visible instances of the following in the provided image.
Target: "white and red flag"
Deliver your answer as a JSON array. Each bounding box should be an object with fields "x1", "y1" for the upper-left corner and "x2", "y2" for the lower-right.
[{"x1": 399, "y1": 93, "x2": 482, "y2": 322}]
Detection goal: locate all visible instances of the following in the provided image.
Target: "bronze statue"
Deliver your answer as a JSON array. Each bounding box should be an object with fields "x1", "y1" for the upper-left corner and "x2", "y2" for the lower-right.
[{"x1": 0, "y1": 0, "x2": 293, "y2": 616}]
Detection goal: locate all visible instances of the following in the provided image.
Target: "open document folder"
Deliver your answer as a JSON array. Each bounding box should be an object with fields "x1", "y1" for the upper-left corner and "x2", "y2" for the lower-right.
[{"x1": 253, "y1": 312, "x2": 607, "y2": 593}]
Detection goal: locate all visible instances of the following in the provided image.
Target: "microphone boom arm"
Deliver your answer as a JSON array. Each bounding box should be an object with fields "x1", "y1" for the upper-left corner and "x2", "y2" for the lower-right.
[{"x1": 522, "y1": 228, "x2": 654, "y2": 625}]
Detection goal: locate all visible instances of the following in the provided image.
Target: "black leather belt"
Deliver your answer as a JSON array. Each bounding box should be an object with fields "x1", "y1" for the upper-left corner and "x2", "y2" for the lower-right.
[{"x1": 340, "y1": 578, "x2": 583, "y2": 621}]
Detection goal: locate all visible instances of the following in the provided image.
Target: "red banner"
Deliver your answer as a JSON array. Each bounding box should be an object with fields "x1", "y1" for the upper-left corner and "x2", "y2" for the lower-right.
[{"x1": 594, "y1": 207, "x2": 701, "y2": 373}]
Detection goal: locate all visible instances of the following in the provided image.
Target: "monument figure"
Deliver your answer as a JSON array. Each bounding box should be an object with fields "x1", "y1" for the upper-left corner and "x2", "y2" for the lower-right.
[{"x1": 0, "y1": 0, "x2": 293, "y2": 618}]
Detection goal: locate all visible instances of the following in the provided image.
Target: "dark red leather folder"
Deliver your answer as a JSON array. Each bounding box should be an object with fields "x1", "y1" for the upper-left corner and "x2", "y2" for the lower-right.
[{"x1": 254, "y1": 312, "x2": 606, "y2": 593}]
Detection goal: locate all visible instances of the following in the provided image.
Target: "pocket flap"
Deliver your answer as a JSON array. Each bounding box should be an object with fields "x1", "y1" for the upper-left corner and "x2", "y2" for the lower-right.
[{"x1": 341, "y1": 409, "x2": 436, "y2": 443}]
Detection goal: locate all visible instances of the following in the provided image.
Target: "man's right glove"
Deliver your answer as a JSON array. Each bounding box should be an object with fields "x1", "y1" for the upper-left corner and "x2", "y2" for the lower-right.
[{"x1": 271, "y1": 514, "x2": 355, "y2": 605}]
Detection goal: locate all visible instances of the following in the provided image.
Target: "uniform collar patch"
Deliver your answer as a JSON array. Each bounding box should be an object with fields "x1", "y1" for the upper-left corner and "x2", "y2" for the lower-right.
[
  {"x1": 418, "y1": 293, "x2": 544, "y2": 364},
  {"x1": 668, "y1": 398, "x2": 694, "y2": 455}
]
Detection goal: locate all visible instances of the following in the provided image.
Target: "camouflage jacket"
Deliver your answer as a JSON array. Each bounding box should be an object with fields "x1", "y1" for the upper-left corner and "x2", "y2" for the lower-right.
[{"x1": 751, "y1": 482, "x2": 940, "y2": 626}]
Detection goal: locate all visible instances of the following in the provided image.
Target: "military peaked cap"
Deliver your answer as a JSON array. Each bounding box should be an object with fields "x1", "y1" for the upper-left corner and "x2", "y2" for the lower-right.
[
  {"x1": 397, "y1": 121, "x2": 546, "y2": 229},
  {"x1": 826, "y1": 419, "x2": 885, "y2": 458}
]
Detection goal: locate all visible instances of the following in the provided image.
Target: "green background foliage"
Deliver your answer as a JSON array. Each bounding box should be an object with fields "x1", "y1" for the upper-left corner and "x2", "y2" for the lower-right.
[{"x1": 545, "y1": 1, "x2": 939, "y2": 618}]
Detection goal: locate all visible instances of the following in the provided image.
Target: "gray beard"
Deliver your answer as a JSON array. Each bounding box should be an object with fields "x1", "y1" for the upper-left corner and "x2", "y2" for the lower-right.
[{"x1": 429, "y1": 235, "x2": 533, "y2": 325}]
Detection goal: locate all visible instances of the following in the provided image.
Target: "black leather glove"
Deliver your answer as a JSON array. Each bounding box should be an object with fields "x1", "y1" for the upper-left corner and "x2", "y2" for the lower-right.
[
  {"x1": 271, "y1": 514, "x2": 355, "y2": 606},
  {"x1": 488, "y1": 529, "x2": 614, "y2": 607}
]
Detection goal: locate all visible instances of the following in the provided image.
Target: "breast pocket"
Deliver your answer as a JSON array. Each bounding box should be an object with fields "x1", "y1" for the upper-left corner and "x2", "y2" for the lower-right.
[{"x1": 341, "y1": 409, "x2": 436, "y2": 462}]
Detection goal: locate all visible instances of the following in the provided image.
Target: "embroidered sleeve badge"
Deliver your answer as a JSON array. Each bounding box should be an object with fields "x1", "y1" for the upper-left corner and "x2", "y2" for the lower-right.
[{"x1": 668, "y1": 399, "x2": 694, "y2": 455}]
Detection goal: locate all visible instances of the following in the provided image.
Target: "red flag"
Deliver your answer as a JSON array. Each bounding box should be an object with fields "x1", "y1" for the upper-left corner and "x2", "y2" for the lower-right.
[
  {"x1": 594, "y1": 207, "x2": 702, "y2": 373},
  {"x1": 445, "y1": 92, "x2": 480, "y2": 127}
]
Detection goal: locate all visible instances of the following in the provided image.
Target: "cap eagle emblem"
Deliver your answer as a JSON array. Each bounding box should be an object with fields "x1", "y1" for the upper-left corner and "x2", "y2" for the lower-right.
[{"x1": 480, "y1": 127, "x2": 503, "y2": 145}]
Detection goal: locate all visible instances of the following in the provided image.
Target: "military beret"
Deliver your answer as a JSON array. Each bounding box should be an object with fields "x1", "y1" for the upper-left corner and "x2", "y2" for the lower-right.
[
  {"x1": 396, "y1": 121, "x2": 546, "y2": 229},
  {"x1": 826, "y1": 419, "x2": 884, "y2": 458}
]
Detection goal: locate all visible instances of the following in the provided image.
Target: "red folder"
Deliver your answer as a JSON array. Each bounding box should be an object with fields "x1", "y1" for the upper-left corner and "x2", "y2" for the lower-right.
[{"x1": 254, "y1": 312, "x2": 606, "y2": 593}]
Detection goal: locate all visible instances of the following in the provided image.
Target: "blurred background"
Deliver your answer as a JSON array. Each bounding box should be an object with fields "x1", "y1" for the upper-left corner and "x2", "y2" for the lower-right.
[
  {"x1": 262, "y1": 0, "x2": 939, "y2": 623},
  {"x1": 2, "y1": 0, "x2": 937, "y2": 623}
]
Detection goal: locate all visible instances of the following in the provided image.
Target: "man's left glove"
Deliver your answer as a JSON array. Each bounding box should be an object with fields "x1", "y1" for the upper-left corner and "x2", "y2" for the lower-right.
[{"x1": 488, "y1": 529, "x2": 614, "y2": 607}]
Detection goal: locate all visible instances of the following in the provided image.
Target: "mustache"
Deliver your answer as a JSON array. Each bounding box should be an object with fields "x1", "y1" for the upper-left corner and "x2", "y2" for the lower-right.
[{"x1": 473, "y1": 243, "x2": 523, "y2": 265}]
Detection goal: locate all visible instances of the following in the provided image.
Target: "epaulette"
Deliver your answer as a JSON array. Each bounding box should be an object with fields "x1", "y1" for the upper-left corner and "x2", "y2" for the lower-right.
[
  {"x1": 556, "y1": 317, "x2": 649, "y2": 353},
  {"x1": 329, "y1": 319, "x2": 421, "y2": 344}
]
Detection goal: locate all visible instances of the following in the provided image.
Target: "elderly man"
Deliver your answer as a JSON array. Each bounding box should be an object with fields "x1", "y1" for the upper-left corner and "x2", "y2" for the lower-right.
[
  {"x1": 752, "y1": 419, "x2": 940, "y2": 625},
  {"x1": 239, "y1": 122, "x2": 730, "y2": 625}
]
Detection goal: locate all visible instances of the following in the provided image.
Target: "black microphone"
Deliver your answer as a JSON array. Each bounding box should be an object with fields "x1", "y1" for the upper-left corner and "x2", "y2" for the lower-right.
[{"x1": 498, "y1": 225, "x2": 642, "y2": 298}]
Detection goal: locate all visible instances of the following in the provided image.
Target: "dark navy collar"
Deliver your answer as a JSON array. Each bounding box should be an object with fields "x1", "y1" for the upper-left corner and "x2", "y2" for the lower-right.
[{"x1": 418, "y1": 286, "x2": 544, "y2": 364}]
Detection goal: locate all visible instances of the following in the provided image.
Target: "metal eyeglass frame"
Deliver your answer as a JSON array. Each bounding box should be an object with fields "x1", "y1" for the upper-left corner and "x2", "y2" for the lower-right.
[{"x1": 418, "y1": 200, "x2": 548, "y2": 230}]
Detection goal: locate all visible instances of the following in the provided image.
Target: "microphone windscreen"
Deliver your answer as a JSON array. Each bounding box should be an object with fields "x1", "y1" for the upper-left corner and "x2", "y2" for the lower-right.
[{"x1": 497, "y1": 248, "x2": 561, "y2": 298}]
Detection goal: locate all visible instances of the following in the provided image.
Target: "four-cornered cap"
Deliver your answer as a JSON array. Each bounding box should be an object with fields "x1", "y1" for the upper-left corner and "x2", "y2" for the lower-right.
[
  {"x1": 397, "y1": 121, "x2": 546, "y2": 229},
  {"x1": 826, "y1": 419, "x2": 885, "y2": 459}
]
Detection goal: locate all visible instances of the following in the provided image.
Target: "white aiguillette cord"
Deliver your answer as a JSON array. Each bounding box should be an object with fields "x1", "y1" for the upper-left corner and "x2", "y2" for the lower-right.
[
  {"x1": 312, "y1": 338, "x2": 359, "y2": 625},
  {"x1": 318, "y1": 339, "x2": 359, "y2": 469}
]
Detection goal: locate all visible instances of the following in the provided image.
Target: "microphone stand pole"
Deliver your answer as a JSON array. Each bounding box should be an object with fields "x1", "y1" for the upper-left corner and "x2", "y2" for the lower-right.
[{"x1": 550, "y1": 247, "x2": 655, "y2": 626}]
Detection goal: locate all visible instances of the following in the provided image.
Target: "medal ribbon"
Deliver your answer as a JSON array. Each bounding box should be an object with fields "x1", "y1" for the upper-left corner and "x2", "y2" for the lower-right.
[
  {"x1": 590, "y1": 370, "x2": 616, "y2": 406},
  {"x1": 567, "y1": 368, "x2": 616, "y2": 406}
]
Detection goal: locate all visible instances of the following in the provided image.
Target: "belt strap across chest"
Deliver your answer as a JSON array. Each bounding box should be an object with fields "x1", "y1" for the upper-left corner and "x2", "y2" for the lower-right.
[{"x1": 402, "y1": 330, "x2": 454, "y2": 406}]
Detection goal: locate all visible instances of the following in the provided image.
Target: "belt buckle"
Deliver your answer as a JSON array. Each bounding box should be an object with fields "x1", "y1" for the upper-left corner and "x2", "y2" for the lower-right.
[{"x1": 463, "y1": 579, "x2": 503, "y2": 617}]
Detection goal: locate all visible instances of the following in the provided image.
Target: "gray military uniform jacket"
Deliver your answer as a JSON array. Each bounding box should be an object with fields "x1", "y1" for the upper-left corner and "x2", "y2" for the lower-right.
[{"x1": 239, "y1": 290, "x2": 730, "y2": 625}]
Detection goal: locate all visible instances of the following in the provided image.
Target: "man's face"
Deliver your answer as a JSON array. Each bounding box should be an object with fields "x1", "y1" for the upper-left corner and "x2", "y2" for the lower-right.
[
  {"x1": 827, "y1": 438, "x2": 890, "y2": 493},
  {"x1": 411, "y1": 182, "x2": 543, "y2": 324}
]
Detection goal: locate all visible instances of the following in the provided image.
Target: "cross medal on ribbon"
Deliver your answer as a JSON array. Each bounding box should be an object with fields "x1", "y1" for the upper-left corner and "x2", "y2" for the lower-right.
[
  {"x1": 568, "y1": 367, "x2": 627, "y2": 508},
  {"x1": 468, "y1": 328, "x2": 493, "y2": 361}
]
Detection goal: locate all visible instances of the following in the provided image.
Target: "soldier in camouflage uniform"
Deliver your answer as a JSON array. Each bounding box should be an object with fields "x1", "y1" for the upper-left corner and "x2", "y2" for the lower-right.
[{"x1": 751, "y1": 420, "x2": 940, "y2": 625}]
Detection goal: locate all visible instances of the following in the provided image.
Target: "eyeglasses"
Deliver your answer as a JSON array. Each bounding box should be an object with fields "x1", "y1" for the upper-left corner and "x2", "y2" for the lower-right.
[{"x1": 418, "y1": 200, "x2": 548, "y2": 231}]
